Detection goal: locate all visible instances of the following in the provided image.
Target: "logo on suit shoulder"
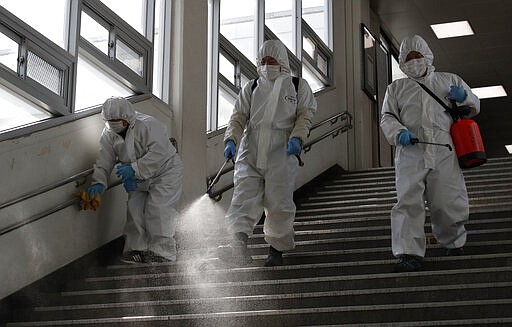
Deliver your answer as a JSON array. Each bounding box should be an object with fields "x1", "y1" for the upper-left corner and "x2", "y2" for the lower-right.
[{"x1": 284, "y1": 95, "x2": 297, "y2": 104}]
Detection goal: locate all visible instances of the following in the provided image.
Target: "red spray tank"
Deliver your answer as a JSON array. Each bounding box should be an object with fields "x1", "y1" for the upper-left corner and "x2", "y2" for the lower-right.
[{"x1": 450, "y1": 118, "x2": 487, "y2": 168}]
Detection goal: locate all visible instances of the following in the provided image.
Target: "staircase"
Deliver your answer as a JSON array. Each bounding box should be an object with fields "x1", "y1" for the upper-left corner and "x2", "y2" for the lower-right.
[{"x1": 4, "y1": 157, "x2": 512, "y2": 326}]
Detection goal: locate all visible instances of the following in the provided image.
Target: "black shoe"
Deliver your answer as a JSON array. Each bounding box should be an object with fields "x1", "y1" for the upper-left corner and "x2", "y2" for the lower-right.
[
  {"x1": 394, "y1": 254, "x2": 424, "y2": 272},
  {"x1": 217, "y1": 233, "x2": 252, "y2": 265},
  {"x1": 145, "y1": 251, "x2": 173, "y2": 263},
  {"x1": 119, "y1": 250, "x2": 146, "y2": 264},
  {"x1": 445, "y1": 247, "x2": 465, "y2": 256},
  {"x1": 264, "y1": 246, "x2": 283, "y2": 267}
]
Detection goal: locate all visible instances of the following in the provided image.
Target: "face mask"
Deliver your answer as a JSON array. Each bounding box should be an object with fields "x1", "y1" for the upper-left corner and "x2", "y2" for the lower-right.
[
  {"x1": 259, "y1": 64, "x2": 281, "y2": 81},
  {"x1": 108, "y1": 121, "x2": 127, "y2": 133},
  {"x1": 400, "y1": 58, "x2": 427, "y2": 78}
]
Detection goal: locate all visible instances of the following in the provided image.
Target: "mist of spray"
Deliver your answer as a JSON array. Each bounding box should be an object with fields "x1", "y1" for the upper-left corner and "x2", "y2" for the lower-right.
[{"x1": 176, "y1": 193, "x2": 230, "y2": 263}]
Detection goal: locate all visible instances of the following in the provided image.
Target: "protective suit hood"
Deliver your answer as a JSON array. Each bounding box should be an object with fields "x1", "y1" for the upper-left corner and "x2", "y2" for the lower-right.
[
  {"x1": 257, "y1": 40, "x2": 291, "y2": 75},
  {"x1": 398, "y1": 35, "x2": 436, "y2": 77},
  {"x1": 101, "y1": 97, "x2": 136, "y2": 125}
]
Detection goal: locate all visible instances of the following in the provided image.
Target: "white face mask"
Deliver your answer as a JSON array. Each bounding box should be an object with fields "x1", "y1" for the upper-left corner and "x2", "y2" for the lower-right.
[
  {"x1": 108, "y1": 121, "x2": 127, "y2": 133},
  {"x1": 400, "y1": 58, "x2": 427, "y2": 78},
  {"x1": 259, "y1": 64, "x2": 281, "y2": 81}
]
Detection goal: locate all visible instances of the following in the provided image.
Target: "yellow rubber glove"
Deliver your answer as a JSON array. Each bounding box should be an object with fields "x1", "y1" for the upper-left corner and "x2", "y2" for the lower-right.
[
  {"x1": 79, "y1": 190, "x2": 101, "y2": 211},
  {"x1": 90, "y1": 193, "x2": 101, "y2": 210}
]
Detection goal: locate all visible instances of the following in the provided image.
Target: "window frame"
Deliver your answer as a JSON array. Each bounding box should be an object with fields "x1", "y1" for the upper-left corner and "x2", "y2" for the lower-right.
[
  {"x1": 301, "y1": 18, "x2": 333, "y2": 87},
  {"x1": 0, "y1": 6, "x2": 76, "y2": 116},
  {"x1": 0, "y1": 0, "x2": 170, "y2": 141},
  {"x1": 80, "y1": 0, "x2": 153, "y2": 94},
  {"x1": 208, "y1": 0, "x2": 333, "y2": 134}
]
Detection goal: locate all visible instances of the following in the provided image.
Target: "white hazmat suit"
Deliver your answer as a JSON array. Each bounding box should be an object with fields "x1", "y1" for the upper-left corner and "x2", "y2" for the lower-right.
[
  {"x1": 224, "y1": 40, "x2": 317, "y2": 252},
  {"x1": 91, "y1": 97, "x2": 183, "y2": 261},
  {"x1": 380, "y1": 35, "x2": 480, "y2": 258}
]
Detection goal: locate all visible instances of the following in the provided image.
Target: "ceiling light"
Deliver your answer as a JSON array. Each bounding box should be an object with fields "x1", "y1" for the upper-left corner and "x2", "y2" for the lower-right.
[
  {"x1": 506, "y1": 145, "x2": 512, "y2": 154},
  {"x1": 471, "y1": 85, "x2": 508, "y2": 99},
  {"x1": 430, "y1": 21, "x2": 474, "y2": 39}
]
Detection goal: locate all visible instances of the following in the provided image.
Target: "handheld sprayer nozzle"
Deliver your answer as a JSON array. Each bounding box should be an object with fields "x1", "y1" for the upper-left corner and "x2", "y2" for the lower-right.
[{"x1": 410, "y1": 138, "x2": 452, "y2": 151}]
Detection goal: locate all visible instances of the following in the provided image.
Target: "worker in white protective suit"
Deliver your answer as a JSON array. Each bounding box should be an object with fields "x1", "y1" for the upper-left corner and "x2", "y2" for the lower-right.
[
  {"x1": 218, "y1": 40, "x2": 317, "y2": 266},
  {"x1": 87, "y1": 97, "x2": 183, "y2": 264},
  {"x1": 380, "y1": 35, "x2": 480, "y2": 272}
]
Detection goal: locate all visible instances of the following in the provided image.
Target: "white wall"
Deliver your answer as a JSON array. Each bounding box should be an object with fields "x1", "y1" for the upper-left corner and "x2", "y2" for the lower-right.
[
  {"x1": 0, "y1": 97, "x2": 177, "y2": 299},
  {"x1": 0, "y1": 0, "x2": 377, "y2": 300}
]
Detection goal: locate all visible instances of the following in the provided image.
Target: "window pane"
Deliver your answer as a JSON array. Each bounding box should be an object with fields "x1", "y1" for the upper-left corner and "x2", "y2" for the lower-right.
[
  {"x1": 218, "y1": 86, "x2": 235, "y2": 128},
  {"x1": 219, "y1": 53, "x2": 235, "y2": 84},
  {"x1": 0, "y1": 32, "x2": 18, "y2": 72},
  {"x1": 75, "y1": 54, "x2": 132, "y2": 111},
  {"x1": 0, "y1": 83, "x2": 51, "y2": 131},
  {"x1": 265, "y1": 0, "x2": 294, "y2": 53},
  {"x1": 26, "y1": 51, "x2": 63, "y2": 96},
  {"x1": 302, "y1": 65, "x2": 323, "y2": 92},
  {"x1": 99, "y1": 0, "x2": 146, "y2": 36},
  {"x1": 81, "y1": 12, "x2": 109, "y2": 55},
  {"x1": 0, "y1": 0, "x2": 68, "y2": 49},
  {"x1": 116, "y1": 38, "x2": 143, "y2": 76},
  {"x1": 303, "y1": 36, "x2": 314, "y2": 58},
  {"x1": 220, "y1": 0, "x2": 257, "y2": 62},
  {"x1": 302, "y1": 0, "x2": 330, "y2": 48},
  {"x1": 317, "y1": 51, "x2": 328, "y2": 76},
  {"x1": 153, "y1": 0, "x2": 164, "y2": 99}
]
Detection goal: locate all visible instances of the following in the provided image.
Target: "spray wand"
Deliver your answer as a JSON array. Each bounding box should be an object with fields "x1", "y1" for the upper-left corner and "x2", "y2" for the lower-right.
[
  {"x1": 206, "y1": 157, "x2": 234, "y2": 198},
  {"x1": 411, "y1": 138, "x2": 452, "y2": 151}
]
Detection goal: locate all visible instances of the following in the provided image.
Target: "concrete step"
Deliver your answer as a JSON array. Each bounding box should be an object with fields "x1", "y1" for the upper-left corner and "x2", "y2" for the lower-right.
[
  {"x1": 64, "y1": 240, "x2": 512, "y2": 291},
  {"x1": 319, "y1": 176, "x2": 512, "y2": 193},
  {"x1": 14, "y1": 282, "x2": 512, "y2": 321},
  {"x1": 5, "y1": 158, "x2": 512, "y2": 326},
  {"x1": 300, "y1": 317, "x2": 512, "y2": 327},
  {"x1": 8, "y1": 299, "x2": 512, "y2": 326},
  {"x1": 40, "y1": 252, "x2": 512, "y2": 307},
  {"x1": 304, "y1": 187, "x2": 512, "y2": 205}
]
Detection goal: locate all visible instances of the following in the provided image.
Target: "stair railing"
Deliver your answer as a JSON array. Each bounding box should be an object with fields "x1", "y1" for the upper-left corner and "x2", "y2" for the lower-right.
[
  {"x1": 0, "y1": 138, "x2": 180, "y2": 236},
  {"x1": 0, "y1": 169, "x2": 122, "y2": 237},
  {"x1": 207, "y1": 111, "x2": 352, "y2": 200},
  {"x1": 303, "y1": 111, "x2": 352, "y2": 153}
]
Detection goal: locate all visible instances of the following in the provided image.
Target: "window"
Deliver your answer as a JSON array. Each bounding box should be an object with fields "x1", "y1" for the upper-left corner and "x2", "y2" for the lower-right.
[
  {"x1": 302, "y1": 0, "x2": 331, "y2": 49},
  {"x1": 75, "y1": 53, "x2": 131, "y2": 111},
  {"x1": 79, "y1": 2, "x2": 151, "y2": 94},
  {"x1": 0, "y1": 83, "x2": 51, "y2": 131},
  {"x1": 152, "y1": 0, "x2": 172, "y2": 102},
  {"x1": 0, "y1": 0, "x2": 171, "y2": 137},
  {"x1": 0, "y1": 0, "x2": 69, "y2": 50},
  {"x1": 208, "y1": 0, "x2": 333, "y2": 133},
  {"x1": 220, "y1": 0, "x2": 258, "y2": 62},
  {"x1": 265, "y1": 0, "x2": 296, "y2": 55},
  {"x1": 99, "y1": 0, "x2": 147, "y2": 36}
]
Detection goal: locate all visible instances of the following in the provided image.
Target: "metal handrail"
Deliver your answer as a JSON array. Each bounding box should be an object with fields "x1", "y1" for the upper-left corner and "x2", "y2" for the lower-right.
[
  {"x1": 0, "y1": 166, "x2": 121, "y2": 237},
  {"x1": 0, "y1": 178, "x2": 122, "y2": 237},
  {"x1": 0, "y1": 168, "x2": 94, "y2": 210},
  {"x1": 205, "y1": 111, "x2": 353, "y2": 200},
  {"x1": 308, "y1": 112, "x2": 350, "y2": 134},
  {"x1": 304, "y1": 111, "x2": 352, "y2": 152}
]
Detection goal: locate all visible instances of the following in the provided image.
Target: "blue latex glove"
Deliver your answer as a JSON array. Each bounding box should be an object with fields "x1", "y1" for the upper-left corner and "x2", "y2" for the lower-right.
[
  {"x1": 224, "y1": 140, "x2": 236, "y2": 160},
  {"x1": 397, "y1": 130, "x2": 415, "y2": 146},
  {"x1": 123, "y1": 178, "x2": 138, "y2": 193},
  {"x1": 116, "y1": 164, "x2": 135, "y2": 180},
  {"x1": 447, "y1": 85, "x2": 467, "y2": 103},
  {"x1": 87, "y1": 183, "x2": 104, "y2": 198},
  {"x1": 287, "y1": 137, "x2": 302, "y2": 155}
]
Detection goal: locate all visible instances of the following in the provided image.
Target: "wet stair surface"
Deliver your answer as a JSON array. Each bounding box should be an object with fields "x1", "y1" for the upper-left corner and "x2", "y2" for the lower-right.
[{"x1": 4, "y1": 157, "x2": 512, "y2": 326}]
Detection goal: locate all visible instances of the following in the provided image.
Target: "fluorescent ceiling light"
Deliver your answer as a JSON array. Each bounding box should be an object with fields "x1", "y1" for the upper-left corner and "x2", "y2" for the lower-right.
[
  {"x1": 471, "y1": 85, "x2": 508, "y2": 99},
  {"x1": 430, "y1": 21, "x2": 474, "y2": 39},
  {"x1": 506, "y1": 145, "x2": 512, "y2": 154}
]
